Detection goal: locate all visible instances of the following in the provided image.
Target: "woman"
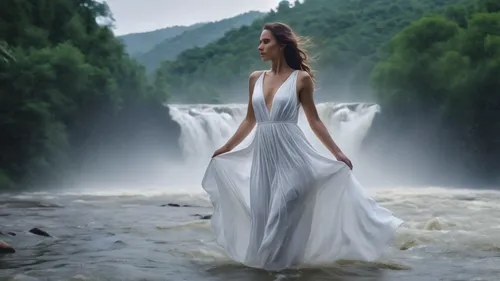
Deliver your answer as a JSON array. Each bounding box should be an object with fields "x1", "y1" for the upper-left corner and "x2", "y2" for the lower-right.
[{"x1": 202, "y1": 22, "x2": 403, "y2": 271}]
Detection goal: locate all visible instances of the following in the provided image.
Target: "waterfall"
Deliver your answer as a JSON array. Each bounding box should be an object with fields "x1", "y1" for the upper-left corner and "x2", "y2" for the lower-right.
[
  {"x1": 65, "y1": 102, "x2": 382, "y2": 193},
  {"x1": 167, "y1": 102, "x2": 380, "y2": 169}
]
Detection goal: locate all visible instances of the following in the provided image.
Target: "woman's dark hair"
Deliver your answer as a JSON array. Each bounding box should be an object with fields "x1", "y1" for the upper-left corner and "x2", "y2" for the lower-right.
[{"x1": 263, "y1": 22, "x2": 314, "y2": 81}]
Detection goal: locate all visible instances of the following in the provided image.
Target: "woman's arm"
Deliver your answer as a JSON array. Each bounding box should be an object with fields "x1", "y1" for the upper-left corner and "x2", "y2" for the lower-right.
[
  {"x1": 298, "y1": 71, "x2": 353, "y2": 169},
  {"x1": 211, "y1": 71, "x2": 261, "y2": 158}
]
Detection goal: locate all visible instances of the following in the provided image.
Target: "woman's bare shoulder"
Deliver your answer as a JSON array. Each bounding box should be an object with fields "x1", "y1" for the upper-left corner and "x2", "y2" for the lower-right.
[
  {"x1": 248, "y1": 70, "x2": 266, "y2": 96},
  {"x1": 248, "y1": 70, "x2": 265, "y2": 88},
  {"x1": 249, "y1": 70, "x2": 265, "y2": 80},
  {"x1": 296, "y1": 70, "x2": 312, "y2": 81}
]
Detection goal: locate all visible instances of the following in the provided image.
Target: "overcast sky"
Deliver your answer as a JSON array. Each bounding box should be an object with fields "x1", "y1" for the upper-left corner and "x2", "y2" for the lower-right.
[{"x1": 106, "y1": 0, "x2": 280, "y2": 35}]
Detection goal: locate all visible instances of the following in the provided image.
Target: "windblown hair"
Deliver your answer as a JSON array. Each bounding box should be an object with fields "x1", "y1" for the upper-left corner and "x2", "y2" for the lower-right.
[{"x1": 263, "y1": 22, "x2": 314, "y2": 81}]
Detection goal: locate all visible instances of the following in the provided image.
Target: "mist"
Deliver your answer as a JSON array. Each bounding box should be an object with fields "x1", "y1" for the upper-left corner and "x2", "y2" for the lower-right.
[
  {"x1": 52, "y1": 90, "x2": 483, "y2": 196},
  {"x1": 46, "y1": 68, "x2": 484, "y2": 195}
]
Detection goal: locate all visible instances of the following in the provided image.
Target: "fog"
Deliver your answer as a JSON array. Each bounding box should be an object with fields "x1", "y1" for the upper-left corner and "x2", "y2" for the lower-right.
[{"x1": 56, "y1": 85, "x2": 484, "y2": 195}]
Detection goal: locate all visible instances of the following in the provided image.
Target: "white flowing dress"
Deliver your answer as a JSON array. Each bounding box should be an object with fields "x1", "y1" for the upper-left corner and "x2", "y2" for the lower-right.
[{"x1": 202, "y1": 70, "x2": 403, "y2": 271}]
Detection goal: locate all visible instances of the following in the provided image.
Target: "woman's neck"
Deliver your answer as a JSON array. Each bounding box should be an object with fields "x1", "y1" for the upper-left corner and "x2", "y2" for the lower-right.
[{"x1": 270, "y1": 55, "x2": 291, "y2": 75}]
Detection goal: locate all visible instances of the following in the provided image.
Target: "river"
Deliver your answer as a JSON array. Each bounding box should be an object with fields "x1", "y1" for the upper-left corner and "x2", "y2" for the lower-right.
[{"x1": 1, "y1": 186, "x2": 499, "y2": 280}]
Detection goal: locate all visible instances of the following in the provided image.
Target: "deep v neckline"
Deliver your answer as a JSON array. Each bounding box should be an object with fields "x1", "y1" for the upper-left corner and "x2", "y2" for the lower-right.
[{"x1": 261, "y1": 70, "x2": 296, "y2": 116}]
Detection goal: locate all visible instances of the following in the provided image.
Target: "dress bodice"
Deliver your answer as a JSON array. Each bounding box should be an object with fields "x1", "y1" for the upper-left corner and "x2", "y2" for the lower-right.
[{"x1": 251, "y1": 70, "x2": 300, "y2": 124}]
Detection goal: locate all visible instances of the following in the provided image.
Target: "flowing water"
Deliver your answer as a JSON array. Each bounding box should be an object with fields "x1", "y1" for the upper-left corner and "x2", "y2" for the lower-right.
[{"x1": 1, "y1": 103, "x2": 498, "y2": 281}]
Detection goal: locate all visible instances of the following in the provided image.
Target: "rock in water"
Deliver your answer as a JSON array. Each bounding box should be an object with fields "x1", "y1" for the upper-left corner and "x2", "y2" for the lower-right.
[
  {"x1": 161, "y1": 203, "x2": 194, "y2": 207},
  {"x1": 29, "y1": 228, "x2": 51, "y2": 237},
  {"x1": 0, "y1": 240, "x2": 15, "y2": 254},
  {"x1": 193, "y1": 214, "x2": 212, "y2": 220}
]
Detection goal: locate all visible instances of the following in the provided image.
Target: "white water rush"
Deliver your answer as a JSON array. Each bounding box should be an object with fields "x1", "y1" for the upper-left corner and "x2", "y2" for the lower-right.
[{"x1": 167, "y1": 102, "x2": 380, "y2": 165}]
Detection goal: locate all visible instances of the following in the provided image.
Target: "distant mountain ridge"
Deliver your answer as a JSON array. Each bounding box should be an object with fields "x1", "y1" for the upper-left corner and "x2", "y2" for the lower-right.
[
  {"x1": 118, "y1": 23, "x2": 204, "y2": 56},
  {"x1": 118, "y1": 11, "x2": 264, "y2": 70},
  {"x1": 138, "y1": 11, "x2": 264, "y2": 70}
]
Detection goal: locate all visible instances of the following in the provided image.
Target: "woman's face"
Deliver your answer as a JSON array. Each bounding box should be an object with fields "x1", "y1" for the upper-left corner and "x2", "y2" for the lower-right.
[{"x1": 258, "y1": 29, "x2": 282, "y2": 61}]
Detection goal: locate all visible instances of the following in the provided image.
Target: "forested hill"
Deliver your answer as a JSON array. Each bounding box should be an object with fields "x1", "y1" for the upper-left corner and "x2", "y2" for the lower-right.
[
  {"x1": 156, "y1": 0, "x2": 468, "y2": 103},
  {"x1": 0, "y1": 0, "x2": 178, "y2": 189},
  {"x1": 138, "y1": 11, "x2": 265, "y2": 70},
  {"x1": 119, "y1": 23, "x2": 205, "y2": 56},
  {"x1": 370, "y1": 0, "x2": 500, "y2": 184}
]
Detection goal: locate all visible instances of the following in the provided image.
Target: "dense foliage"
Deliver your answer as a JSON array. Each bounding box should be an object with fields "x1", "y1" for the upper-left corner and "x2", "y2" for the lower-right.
[
  {"x1": 138, "y1": 11, "x2": 264, "y2": 70},
  {"x1": 0, "y1": 0, "x2": 175, "y2": 189},
  {"x1": 155, "y1": 0, "x2": 468, "y2": 103},
  {"x1": 371, "y1": 0, "x2": 500, "y2": 182}
]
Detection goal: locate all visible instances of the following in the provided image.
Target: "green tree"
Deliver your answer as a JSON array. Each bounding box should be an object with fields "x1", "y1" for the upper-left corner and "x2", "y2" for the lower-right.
[
  {"x1": 0, "y1": 0, "x2": 172, "y2": 189},
  {"x1": 371, "y1": 2, "x2": 500, "y2": 183}
]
